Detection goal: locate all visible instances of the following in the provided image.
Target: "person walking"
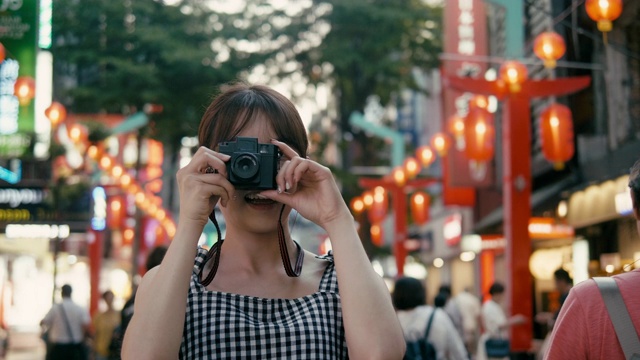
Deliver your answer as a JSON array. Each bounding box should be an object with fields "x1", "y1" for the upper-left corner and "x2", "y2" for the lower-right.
[
  {"x1": 535, "y1": 268, "x2": 573, "y2": 358},
  {"x1": 92, "y1": 290, "x2": 119, "y2": 360},
  {"x1": 477, "y1": 283, "x2": 527, "y2": 360},
  {"x1": 394, "y1": 277, "x2": 468, "y2": 360},
  {"x1": 544, "y1": 159, "x2": 640, "y2": 359},
  {"x1": 40, "y1": 284, "x2": 91, "y2": 360},
  {"x1": 110, "y1": 245, "x2": 168, "y2": 359},
  {"x1": 121, "y1": 83, "x2": 405, "y2": 359},
  {"x1": 454, "y1": 287, "x2": 482, "y2": 357}
]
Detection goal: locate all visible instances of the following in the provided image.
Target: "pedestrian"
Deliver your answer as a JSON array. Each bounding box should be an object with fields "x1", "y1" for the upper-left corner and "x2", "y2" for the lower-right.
[
  {"x1": 121, "y1": 83, "x2": 405, "y2": 359},
  {"x1": 92, "y1": 290, "x2": 119, "y2": 360},
  {"x1": 394, "y1": 277, "x2": 468, "y2": 359},
  {"x1": 40, "y1": 284, "x2": 91, "y2": 360},
  {"x1": 535, "y1": 268, "x2": 573, "y2": 329},
  {"x1": 544, "y1": 159, "x2": 640, "y2": 359},
  {"x1": 108, "y1": 245, "x2": 167, "y2": 359},
  {"x1": 476, "y1": 282, "x2": 527, "y2": 360},
  {"x1": 439, "y1": 285, "x2": 465, "y2": 341},
  {"x1": 535, "y1": 268, "x2": 573, "y2": 359},
  {"x1": 454, "y1": 287, "x2": 482, "y2": 356}
]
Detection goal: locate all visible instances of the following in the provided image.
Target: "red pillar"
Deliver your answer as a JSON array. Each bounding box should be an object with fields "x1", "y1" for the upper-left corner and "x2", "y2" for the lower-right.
[
  {"x1": 88, "y1": 228, "x2": 103, "y2": 317},
  {"x1": 503, "y1": 96, "x2": 532, "y2": 351},
  {"x1": 392, "y1": 186, "x2": 407, "y2": 276}
]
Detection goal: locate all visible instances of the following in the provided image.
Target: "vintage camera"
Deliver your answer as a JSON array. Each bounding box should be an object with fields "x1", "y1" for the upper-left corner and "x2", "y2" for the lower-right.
[{"x1": 218, "y1": 137, "x2": 281, "y2": 190}]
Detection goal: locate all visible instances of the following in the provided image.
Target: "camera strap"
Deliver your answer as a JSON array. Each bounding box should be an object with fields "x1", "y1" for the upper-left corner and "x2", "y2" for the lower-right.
[
  {"x1": 199, "y1": 204, "x2": 304, "y2": 287},
  {"x1": 277, "y1": 204, "x2": 304, "y2": 277}
]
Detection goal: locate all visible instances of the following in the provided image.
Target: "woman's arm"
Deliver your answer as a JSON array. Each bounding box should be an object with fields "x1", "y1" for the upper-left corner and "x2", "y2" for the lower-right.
[
  {"x1": 122, "y1": 147, "x2": 233, "y2": 360},
  {"x1": 120, "y1": 223, "x2": 201, "y2": 360},
  {"x1": 326, "y1": 216, "x2": 407, "y2": 360}
]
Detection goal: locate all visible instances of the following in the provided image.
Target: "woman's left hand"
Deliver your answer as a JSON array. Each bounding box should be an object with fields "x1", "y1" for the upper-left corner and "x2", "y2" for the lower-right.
[{"x1": 260, "y1": 139, "x2": 351, "y2": 229}]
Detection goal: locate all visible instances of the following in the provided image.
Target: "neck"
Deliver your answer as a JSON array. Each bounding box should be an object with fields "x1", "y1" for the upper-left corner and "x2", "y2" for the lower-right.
[{"x1": 222, "y1": 224, "x2": 298, "y2": 275}]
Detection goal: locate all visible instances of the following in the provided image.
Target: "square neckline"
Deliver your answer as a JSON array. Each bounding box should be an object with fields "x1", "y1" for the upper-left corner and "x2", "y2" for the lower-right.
[{"x1": 192, "y1": 248, "x2": 336, "y2": 302}]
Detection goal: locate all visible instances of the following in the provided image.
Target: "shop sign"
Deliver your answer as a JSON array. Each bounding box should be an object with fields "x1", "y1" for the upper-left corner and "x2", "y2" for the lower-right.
[
  {"x1": 443, "y1": 0, "x2": 492, "y2": 188},
  {"x1": 444, "y1": 213, "x2": 463, "y2": 246},
  {"x1": 0, "y1": 0, "x2": 38, "y2": 156},
  {"x1": 5, "y1": 223, "x2": 69, "y2": 239},
  {"x1": 0, "y1": 187, "x2": 45, "y2": 207},
  {"x1": 91, "y1": 186, "x2": 106, "y2": 231},
  {"x1": 528, "y1": 217, "x2": 574, "y2": 239}
]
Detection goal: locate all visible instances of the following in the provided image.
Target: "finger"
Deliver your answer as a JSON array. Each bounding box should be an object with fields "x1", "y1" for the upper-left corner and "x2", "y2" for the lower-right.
[
  {"x1": 259, "y1": 189, "x2": 293, "y2": 208},
  {"x1": 270, "y1": 139, "x2": 299, "y2": 160},
  {"x1": 186, "y1": 146, "x2": 230, "y2": 174},
  {"x1": 277, "y1": 160, "x2": 291, "y2": 193},
  {"x1": 290, "y1": 160, "x2": 312, "y2": 192},
  {"x1": 196, "y1": 172, "x2": 235, "y2": 207},
  {"x1": 282, "y1": 158, "x2": 310, "y2": 193}
]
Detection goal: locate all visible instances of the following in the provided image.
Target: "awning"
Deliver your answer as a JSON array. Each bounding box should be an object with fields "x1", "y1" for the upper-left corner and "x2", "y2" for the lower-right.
[{"x1": 473, "y1": 176, "x2": 577, "y2": 231}]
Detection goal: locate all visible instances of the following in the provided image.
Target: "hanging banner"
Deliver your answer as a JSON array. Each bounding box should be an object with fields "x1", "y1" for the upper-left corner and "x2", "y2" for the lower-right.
[
  {"x1": 0, "y1": 0, "x2": 38, "y2": 157},
  {"x1": 442, "y1": 0, "x2": 493, "y2": 190}
]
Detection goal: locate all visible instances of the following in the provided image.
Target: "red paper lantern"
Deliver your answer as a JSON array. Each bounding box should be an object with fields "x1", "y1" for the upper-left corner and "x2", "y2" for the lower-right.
[
  {"x1": 350, "y1": 196, "x2": 365, "y2": 214},
  {"x1": 447, "y1": 115, "x2": 465, "y2": 149},
  {"x1": 539, "y1": 103, "x2": 574, "y2": 170},
  {"x1": 367, "y1": 187, "x2": 388, "y2": 223},
  {"x1": 0, "y1": 42, "x2": 5, "y2": 64},
  {"x1": 403, "y1": 157, "x2": 421, "y2": 179},
  {"x1": 392, "y1": 166, "x2": 406, "y2": 187},
  {"x1": 67, "y1": 123, "x2": 89, "y2": 145},
  {"x1": 107, "y1": 196, "x2": 125, "y2": 229},
  {"x1": 370, "y1": 223, "x2": 384, "y2": 247},
  {"x1": 13, "y1": 76, "x2": 36, "y2": 106},
  {"x1": 464, "y1": 106, "x2": 495, "y2": 162},
  {"x1": 410, "y1": 191, "x2": 430, "y2": 225},
  {"x1": 431, "y1": 132, "x2": 452, "y2": 157},
  {"x1": 469, "y1": 95, "x2": 489, "y2": 110},
  {"x1": 45, "y1": 102, "x2": 67, "y2": 127},
  {"x1": 534, "y1": 32, "x2": 566, "y2": 69},
  {"x1": 499, "y1": 61, "x2": 528, "y2": 93},
  {"x1": 416, "y1": 145, "x2": 436, "y2": 168},
  {"x1": 585, "y1": 0, "x2": 622, "y2": 32}
]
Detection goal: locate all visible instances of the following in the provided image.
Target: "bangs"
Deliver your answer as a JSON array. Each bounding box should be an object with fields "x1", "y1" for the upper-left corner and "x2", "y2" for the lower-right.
[{"x1": 199, "y1": 83, "x2": 308, "y2": 158}]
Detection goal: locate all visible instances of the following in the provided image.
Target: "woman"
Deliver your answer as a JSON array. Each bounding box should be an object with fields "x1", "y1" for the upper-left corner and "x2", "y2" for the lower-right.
[
  {"x1": 476, "y1": 283, "x2": 527, "y2": 360},
  {"x1": 121, "y1": 83, "x2": 405, "y2": 359},
  {"x1": 393, "y1": 277, "x2": 467, "y2": 360}
]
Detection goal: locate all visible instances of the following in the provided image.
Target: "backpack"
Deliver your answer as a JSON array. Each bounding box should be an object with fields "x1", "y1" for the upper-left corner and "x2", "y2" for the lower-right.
[{"x1": 404, "y1": 308, "x2": 437, "y2": 360}]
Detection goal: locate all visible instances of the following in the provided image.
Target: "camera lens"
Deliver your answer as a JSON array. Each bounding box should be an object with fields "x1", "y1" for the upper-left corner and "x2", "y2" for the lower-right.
[{"x1": 232, "y1": 153, "x2": 259, "y2": 180}]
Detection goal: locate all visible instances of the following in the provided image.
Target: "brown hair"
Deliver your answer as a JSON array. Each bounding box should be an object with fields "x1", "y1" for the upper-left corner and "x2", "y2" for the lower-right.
[
  {"x1": 198, "y1": 83, "x2": 308, "y2": 158},
  {"x1": 629, "y1": 159, "x2": 640, "y2": 210}
]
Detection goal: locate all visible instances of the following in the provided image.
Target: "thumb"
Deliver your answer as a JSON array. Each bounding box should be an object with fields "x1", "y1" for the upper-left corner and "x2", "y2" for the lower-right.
[{"x1": 260, "y1": 189, "x2": 293, "y2": 207}]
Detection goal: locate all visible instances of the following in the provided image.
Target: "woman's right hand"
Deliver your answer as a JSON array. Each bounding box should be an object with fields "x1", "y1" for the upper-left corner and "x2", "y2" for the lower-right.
[{"x1": 176, "y1": 146, "x2": 235, "y2": 229}]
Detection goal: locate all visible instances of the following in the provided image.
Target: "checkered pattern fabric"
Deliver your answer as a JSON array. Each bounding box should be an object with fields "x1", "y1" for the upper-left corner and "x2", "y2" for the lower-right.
[{"x1": 179, "y1": 247, "x2": 348, "y2": 359}]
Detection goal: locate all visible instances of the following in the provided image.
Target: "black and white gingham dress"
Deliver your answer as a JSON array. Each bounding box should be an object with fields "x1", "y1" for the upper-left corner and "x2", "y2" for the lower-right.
[{"x1": 179, "y1": 247, "x2": 348, "y2": 359}]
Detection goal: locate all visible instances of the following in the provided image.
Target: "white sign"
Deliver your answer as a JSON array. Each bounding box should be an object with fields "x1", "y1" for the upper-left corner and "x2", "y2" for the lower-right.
[
  {"x1": 5, "y1": 223, "x2": 69, "y2": 239},
  {"x1": 0, "y1": 188, "x2": 45, "y2": 207}
]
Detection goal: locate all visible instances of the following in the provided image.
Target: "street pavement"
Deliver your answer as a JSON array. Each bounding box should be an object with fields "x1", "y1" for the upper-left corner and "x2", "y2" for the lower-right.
[{"x1": 5, "y1": 331, "x2": 45, "y2": 360}]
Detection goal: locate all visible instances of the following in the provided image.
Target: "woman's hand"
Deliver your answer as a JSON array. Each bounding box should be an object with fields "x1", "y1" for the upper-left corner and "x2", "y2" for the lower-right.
[
  {"x1": 260, "y1": 140, "x2": 351, "y2": 229},
  {"x1": 175, "y1": 146, "x2": 235, "y2": 228}
]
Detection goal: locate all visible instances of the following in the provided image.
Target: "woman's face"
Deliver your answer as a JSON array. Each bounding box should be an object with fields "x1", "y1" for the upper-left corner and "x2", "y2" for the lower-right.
[{"x1": 218, "y1": 114, "x2": 293, "y2": 235}]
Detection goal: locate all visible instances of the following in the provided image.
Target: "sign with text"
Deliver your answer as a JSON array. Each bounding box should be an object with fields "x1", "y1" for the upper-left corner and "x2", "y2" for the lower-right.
[
  {"x1": 0, "y1": 0, "x2": 38, "y2": 157},
  {"x1": 442, "y1": 0, "x2": 492, "y2": 189}
]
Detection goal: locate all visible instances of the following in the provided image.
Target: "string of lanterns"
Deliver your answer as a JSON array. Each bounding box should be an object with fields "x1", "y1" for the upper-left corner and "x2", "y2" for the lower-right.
[
  {"x1": 347, "y1": 0, "x2": 621, "y2": 238},
  {"x1": 43, "y1": 101, "x2": 177, "y2": 239}
]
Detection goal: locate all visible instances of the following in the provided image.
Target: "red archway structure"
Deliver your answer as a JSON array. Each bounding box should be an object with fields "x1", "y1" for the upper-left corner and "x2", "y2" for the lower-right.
[
  {"x1": 358, "y1": 176, "x2": 439, "y2": 275},
  {"x1": 443, "y1": 73, "x2": 590, "y2": 351}
]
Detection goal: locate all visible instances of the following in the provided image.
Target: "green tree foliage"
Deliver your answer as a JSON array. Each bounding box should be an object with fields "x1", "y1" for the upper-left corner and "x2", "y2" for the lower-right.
[{"x1": 52, "y1": 0, "x2": 266, "y2": 146}]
